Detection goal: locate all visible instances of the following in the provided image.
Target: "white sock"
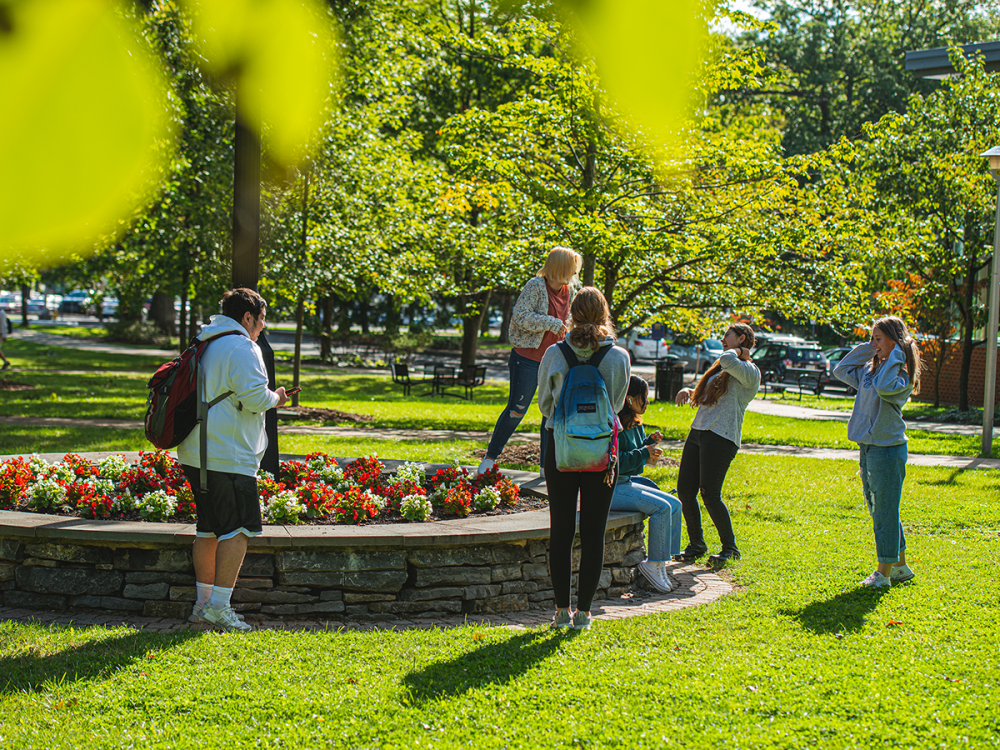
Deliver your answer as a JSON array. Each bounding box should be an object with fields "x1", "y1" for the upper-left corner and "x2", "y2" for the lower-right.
[
  {"x1": 196, "y1": 582, "x2": 213, "y2": 605},
  {"x1": 477, "y1": 457, "x2": 495, "y2": 475},
  {"x1": 208, "y1": 585, "x2": 233, "y2": 609}
]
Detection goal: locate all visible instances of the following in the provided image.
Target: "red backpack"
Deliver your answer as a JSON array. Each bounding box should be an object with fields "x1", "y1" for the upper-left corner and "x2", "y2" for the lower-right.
[{"x1": 144, "y1": 331, "x2": 242, "y2": 453}]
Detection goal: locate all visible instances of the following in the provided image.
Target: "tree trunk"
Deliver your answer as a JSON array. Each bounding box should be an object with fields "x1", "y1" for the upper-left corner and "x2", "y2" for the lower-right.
[
  {"x1": 179, "y1": 267, "x2": 190, "y2": 352},
  {"x1": 293, "y1": 295, "x2": 305, "y2": 407},
  {"x1": 150, "y1": 291, "x2": 177, "y2": 339},
  {"x1": 958, "y1": 251, "x2": 979, "y2": 411},
  {"x1": 499, "y1": 292, "x2": 513, "y2": 344},
  {"x1": 459, "y1": 289, "x2": 491, "y2": 367},
  {"x1": 337, "y1": 298, "x2": 351, "y2": 337},
  {"x1": 320, "y1": 294, "x2": 333, "y2": 360},
  {"x1": 358, "y1": 299, "x2": 370, "y2": 335},
  {"x1": 189, "y1": 302, "x2": 198, "y2": 341},
  {"x1": 383, "y1": 295, "x2": 401, "y2": 338},
  {"x1": 19, "y1": 283, "x2": 29, "y2": 328}
]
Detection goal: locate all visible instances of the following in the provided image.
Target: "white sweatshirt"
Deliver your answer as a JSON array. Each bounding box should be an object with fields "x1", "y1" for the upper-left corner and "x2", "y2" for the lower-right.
[{"x1": 176, "y1": 315, "x2": 280, "y2": 477}]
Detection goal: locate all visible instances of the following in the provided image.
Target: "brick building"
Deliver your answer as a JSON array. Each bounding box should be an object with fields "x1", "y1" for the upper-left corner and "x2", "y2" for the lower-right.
[{"x1": 915, "y1": 342, "x2": 1000, "y2": 407}]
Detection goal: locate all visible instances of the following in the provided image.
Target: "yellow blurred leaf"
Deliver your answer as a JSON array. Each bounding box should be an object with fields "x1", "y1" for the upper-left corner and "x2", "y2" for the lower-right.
[
  {"x1": 567, "y1": 0, "x2": 703, "y2": 147},
  {"x1": 185, "y1": 0, "x2": 336, "y2": 166},
  {"x1": 0, "y1": 0, "x2": 173, "y2": 261}
]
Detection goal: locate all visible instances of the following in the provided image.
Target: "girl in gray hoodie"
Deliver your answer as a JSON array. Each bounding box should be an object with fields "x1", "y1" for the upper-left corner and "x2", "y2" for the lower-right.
[{"x1": 834, "y1": 316, "x2": 921, "y2": 588}]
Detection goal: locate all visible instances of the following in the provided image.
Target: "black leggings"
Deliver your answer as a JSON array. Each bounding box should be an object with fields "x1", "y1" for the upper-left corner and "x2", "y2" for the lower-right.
[
  {"x1": 676, "y1": 428, "x2": 740, "y2": 552},
  {"x1": 545, "y1": 430, "x2": 616, "y2": 611}
]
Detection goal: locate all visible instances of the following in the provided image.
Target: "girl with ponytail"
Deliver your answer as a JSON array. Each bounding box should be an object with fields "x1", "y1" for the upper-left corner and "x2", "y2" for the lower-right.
[
  {"x1": 672, "y1": 323, "x2": 760, "y2": 566},
  {"x1": 834, "y1": 316, "x2": 921, "y2": 588}
]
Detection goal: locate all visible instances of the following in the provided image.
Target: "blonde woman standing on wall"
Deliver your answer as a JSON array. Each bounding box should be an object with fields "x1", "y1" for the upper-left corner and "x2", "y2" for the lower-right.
[{"x1": 478, "y1": 246, "x2": 582, "y2": 475}]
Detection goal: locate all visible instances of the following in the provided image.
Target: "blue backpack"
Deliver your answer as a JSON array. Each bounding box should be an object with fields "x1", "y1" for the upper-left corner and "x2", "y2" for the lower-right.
[{"x1": 552, "y1": 342, "x2": 619, "y2": 482}]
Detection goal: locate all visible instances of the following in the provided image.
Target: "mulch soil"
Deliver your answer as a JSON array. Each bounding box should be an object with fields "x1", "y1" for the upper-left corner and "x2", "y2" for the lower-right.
[{"x1": 280, "y1": 406, "x2": 373, "y2": 423}]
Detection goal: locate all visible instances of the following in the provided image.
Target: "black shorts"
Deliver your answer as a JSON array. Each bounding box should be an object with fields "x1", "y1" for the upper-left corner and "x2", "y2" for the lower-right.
[{"x1": 181, "y1": 465, "x2": 262, "y2": 540}]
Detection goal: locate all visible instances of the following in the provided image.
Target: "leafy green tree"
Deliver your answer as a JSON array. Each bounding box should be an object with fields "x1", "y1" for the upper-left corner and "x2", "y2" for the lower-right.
[
  {"x1": 735, "y1": 0, "x2": 1000, "y2": 156},
  {"x1": 854, "y1": 51, "x2": 998, "y2": 409}
]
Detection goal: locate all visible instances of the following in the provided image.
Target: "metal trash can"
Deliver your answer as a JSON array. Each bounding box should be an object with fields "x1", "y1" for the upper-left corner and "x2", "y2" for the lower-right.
[{"x1": 655, "y1": 358, "x2": 685, "y2": 403}]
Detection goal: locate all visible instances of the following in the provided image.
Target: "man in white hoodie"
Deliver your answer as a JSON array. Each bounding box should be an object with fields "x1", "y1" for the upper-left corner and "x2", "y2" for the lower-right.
[{"x1": 178, "y1": 288, "x2": 288, "y2": 632}]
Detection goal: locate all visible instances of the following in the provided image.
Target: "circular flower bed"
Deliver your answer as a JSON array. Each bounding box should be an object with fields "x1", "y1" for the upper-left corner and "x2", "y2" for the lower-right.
[{"x1": 0, "y1": 451, "x2": 528, "y2": 525}]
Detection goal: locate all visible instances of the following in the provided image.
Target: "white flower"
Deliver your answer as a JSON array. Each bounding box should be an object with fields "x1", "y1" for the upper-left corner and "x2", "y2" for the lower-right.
[
  {"x1": 264, "y1": 489, "x2": 305, "y2": 524},
  {"x1": 400, "y1": 493, "x2": 432, "y2": 522},
  {"x1": 257, "y1": 469, "x2": 275, "y2": 482},
  {"x1": 393, "y1": 462, "x2": 426, "y2": 486},
  {"x1": 25, "y1": 479, "x2": 67, "y2": 510},
  {"x1": 43, "y1": 463, "x2": 75, "y2": 484},
  {"x1": 319, "y1": 465, "x2": 345, "y2": 489},
  {"x1": 97, "y1": 454, "x2": 129, "y2": 480},
  {"x1": 474, "y1": 486, "x2": 501, "y2": 512},
  {"x1": 139, "y1": 490, "x2": 177, "y2": 521},
  {"x1": 115, "y1": 489, "x2": 137, "y2": 513}
]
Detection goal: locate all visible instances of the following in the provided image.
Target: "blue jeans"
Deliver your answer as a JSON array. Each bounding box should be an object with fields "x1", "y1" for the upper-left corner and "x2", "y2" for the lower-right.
[
  {"x1": 486, "y1": 350, "x2": 547, "y2": 466},
  {"x1": 611, "y1": 476, "x2": 682, "y2": 560},
  {"x1": 859, "y1": 443, "x2": 908, "y2": 564}
]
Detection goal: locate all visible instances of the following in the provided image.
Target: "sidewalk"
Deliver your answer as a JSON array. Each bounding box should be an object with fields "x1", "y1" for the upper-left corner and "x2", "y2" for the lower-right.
[
  {"x1": 746, "y1": 399, "x2": 988, "y2": 436},
  {"x1": 2, "y1": 417, "x2": 997, "y2": 470}
]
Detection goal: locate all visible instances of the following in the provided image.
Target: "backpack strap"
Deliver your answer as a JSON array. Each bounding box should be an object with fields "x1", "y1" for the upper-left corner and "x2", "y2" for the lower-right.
[
  {"x1": 194, "y1": 330, "x2": 243, "y2": 492},
  {"x1": 558, "y1": 340, "x2": 612, "y2": 369},
  {"x1": 557, "y1": 341, "x2": 579, "y2": 368}
]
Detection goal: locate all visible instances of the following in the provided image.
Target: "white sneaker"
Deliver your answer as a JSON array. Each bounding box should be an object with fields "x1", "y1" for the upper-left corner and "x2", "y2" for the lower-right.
[
  {"x1": 638, "y1": 560, "x2": 674, "y2": 594},
  {"x1": 202, "y1": 604, "x2": 253, "y2": 632},
  {"x1": 859, "y1": 570, "x2": 891, "y2": 589},
  {"x1": 890, "y1": 563, "x2": 915, "y2": 583},
  {"x1": 572, "y1": 610, "x2": 592, "y2": 631},
  {"x1": 550, "y1": 609, "x2": 573, "y2": 629},
  {"x1": 189, "y1": 602, "x2": 244, "y2": 624},
  {"x1": 477, "y1": 457, "x2": 495, "y2": 475}
]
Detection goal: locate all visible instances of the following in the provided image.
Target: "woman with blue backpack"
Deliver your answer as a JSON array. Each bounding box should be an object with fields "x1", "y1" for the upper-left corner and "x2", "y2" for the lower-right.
[
  {"x1": 672, "y1": 323, "x2": 760, "y2": 566},
  {"x1": 611, "y1": 375, "x2": 682, "y2": 594},
  {"x1": 538, "y1": 287, "x2": 630, "y2": 631}
]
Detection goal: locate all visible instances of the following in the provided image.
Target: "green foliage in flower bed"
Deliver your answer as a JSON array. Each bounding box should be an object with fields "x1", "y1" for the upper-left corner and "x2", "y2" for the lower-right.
[{"x1": 1, "y1": 454, "x2": 997, "y2": 748}]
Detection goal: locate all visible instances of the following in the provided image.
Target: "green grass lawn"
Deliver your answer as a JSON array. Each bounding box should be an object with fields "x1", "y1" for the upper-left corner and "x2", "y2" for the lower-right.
[
  {"x1": 1, "y1": 454, "x2": 998, "y2": 748},
  {"x1": 1, "y1": 344, "x2": 995, "y2": 457}
]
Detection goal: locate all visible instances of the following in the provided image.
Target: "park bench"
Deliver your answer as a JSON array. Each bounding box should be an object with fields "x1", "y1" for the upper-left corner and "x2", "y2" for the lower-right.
[
  {"x1": 390, "y1": 361, "x2": 424, "y2": 397},
  {"x1": 455, "y1": 364, "x2": 487, "y2": 400},
  {"x1": 759, "y1": 370, "x2": 789, "y2": 399},
  {"x1": 787, "y1": 367, "x2": 824, "y2": 399}
]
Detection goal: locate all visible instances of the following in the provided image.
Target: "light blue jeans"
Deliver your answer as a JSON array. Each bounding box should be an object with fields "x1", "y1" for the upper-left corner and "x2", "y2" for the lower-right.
[
  {"x1": 610, "y1": 476, "x2": 682, "y2": 561},
  {"x1": 859, "y1": 443, "x2": 908, "y2": 564}
]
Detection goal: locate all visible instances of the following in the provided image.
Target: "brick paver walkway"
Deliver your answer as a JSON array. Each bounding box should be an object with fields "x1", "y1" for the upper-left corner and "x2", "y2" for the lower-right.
[{"x1": 0, "y1": 562, "x2": 727, "y2": 632}]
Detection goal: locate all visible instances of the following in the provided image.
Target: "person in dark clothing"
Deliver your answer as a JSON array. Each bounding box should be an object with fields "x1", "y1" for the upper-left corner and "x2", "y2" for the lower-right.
[{"x1": 537, "y1": 287, "x2": 630, "y2": 631}]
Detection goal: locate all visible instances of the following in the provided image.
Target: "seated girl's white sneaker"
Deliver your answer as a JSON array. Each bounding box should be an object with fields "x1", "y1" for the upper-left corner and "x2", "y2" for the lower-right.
[{"x1": 476, "y1": 457, "x2": 495, "y2": 475}]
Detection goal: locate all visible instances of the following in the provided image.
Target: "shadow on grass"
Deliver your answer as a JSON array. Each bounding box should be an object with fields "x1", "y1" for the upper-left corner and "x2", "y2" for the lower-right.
[
  {"x1": 782, "y1": 587, "x2": 889, "y2": 635},
  {"x1": 0, "y1": 625, "x2": 199, "y2": 695},
  {"x1": 401, "y1": 629, "x2": 570, "y2": 705}
]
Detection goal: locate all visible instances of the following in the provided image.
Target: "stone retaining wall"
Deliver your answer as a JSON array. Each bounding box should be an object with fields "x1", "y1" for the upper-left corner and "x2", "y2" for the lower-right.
[{"x1": 0, "y1": 516, "x2": 645, "y2": 621}]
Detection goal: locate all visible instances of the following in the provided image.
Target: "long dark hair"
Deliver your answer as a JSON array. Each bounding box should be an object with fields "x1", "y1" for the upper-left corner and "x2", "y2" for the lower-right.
[
  {"x1": 617, "y1": 375, "x2": 649, "y2": 430},
  {"x1": 872, "y1": 316, "x2": 921, "y2": 393},
  {"x1": 691, "y1": 324, "x2": 756, "y2": 408}
]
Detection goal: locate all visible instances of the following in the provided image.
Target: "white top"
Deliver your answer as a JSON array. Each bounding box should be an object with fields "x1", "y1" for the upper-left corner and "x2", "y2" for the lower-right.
[{"x1": 176, "y1": 315, "x2": 280, "y2": 477}]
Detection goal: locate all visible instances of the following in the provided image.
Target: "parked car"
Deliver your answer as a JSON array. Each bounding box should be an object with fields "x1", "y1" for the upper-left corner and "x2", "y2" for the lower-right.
[
  {"x1": 0, "y1": 293, "x2": 21, "y2": 312},
  {"x1": 101, "y1": 297, "x2": 119, "y2": 318},
  {"x1": 58, "y1": 290, "x2": 93, "y2": 315},
  {"x1": 752, "y1": 341, "x2": 829, "y2": 392},
  {"x1": 819, "y1": 346, "x2": 858, "y2": 394},
  {"x1": 664, "y1": 339, "x2": 723, "y2": 373},
  {"x1": 621, "y1": 329, "x2": 670, "y2": 363},
  {"x1": 25, "y1": 296, "x2": 53, "y2": 320}
]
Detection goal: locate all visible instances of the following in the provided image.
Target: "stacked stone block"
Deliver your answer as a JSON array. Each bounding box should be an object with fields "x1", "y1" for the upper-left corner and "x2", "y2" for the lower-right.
[{"x1": 0, "y1": 520, "x2": 645, "y2": 621}]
